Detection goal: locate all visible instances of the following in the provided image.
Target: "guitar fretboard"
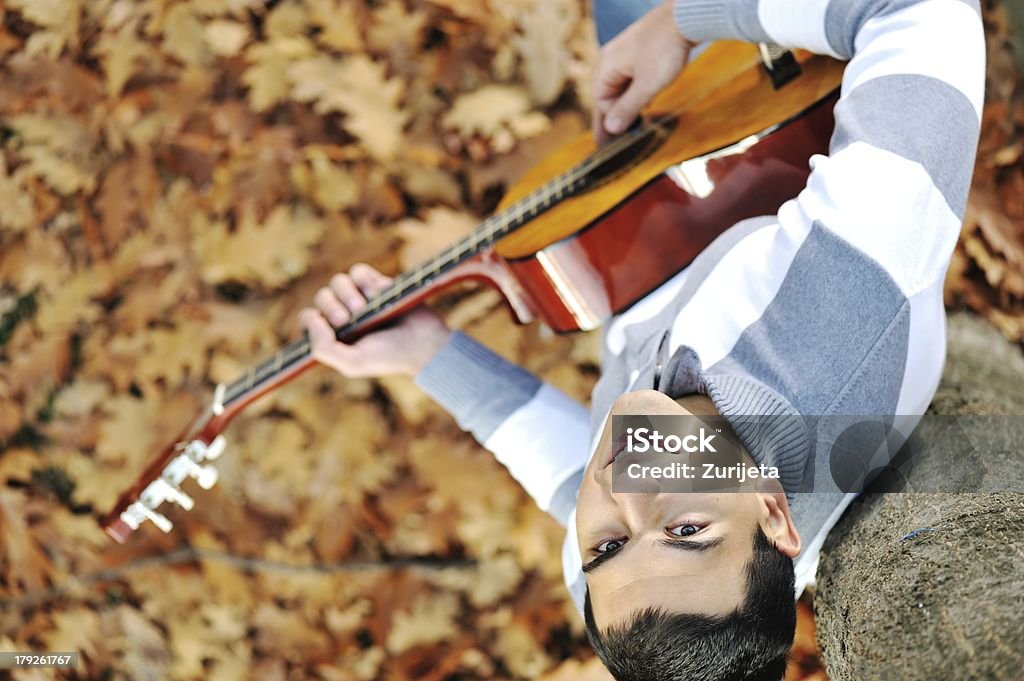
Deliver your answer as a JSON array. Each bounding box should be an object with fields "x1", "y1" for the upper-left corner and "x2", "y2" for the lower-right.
[{"x1": 221, "y1": 118, "x2": 674, "y2": 407}]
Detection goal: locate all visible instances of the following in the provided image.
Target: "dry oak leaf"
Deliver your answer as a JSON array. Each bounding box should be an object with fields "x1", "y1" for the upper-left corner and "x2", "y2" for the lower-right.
[
  {"x1": 494, "y1": 621, "x2": 553, "y2": 679},
  {"x1": 33, "y1": 268, "x2": 111, "y2": 335},
  {"x1": 386, "y1": 591, "x2": 461, "y2": 654},
  {"x1": 7, "y1": 0, "x2": 82, "y2": 58},
  {"x1": 290, "y1": 54, "x2": 409, "y2": 161},
  {"x1": 204, "y1": 19, "x2": 250, "y2": 58},
  {"x1": 396, "y1": 206, "x2": 480, "y2": 269},
  {"x1": 443, "y1": 84, "x2": 532, "y2": 138},
  {"x1": 366, "y1": 0, "x2": 428, "y2": 57},
  {"x1": 7, "y1": 114, "x2": 101, "y2": 195},
  {"x1": 0, "y1": 489, "x2": 54, "y2": 593},
  {"x1": 129, "y1": 320, "x2": 210, "y2": 389},
  {"x1": 251, "y1": 602, "x2": 332, "y2": 657},
  {"x1": 243, "y1": 37, "x2": 315, "y2": 112},
  {"x1": 40, "y1": 610, "x2": 100, "y2": 660},
  {"x1": 307, "y1": 0, "x2": 364, "y2": 52},
  {"x1": 264, "y1": 0, "x2": 309, "y2": 39},
  {"x1": 94, "y1": 393, "x2": 160, "y2": 465},
  {"x1": 291, "y1": 148, "x2": 361, "y2": 213},
  {"x1": 94, "y1": 16, "x2": 148, "y2": 97},
  {"x1": 162, "y1": 3, "x2": 213, "y2": 66},
  {"x1": 0, "y1": 158, "x2": 37, "y2": 234},
  {"x1": 194, "y1": 203, "x2": 325, "y2": 289},
  {"x1": 514, "y1": 0, "x2": 576, "y2": 106}
]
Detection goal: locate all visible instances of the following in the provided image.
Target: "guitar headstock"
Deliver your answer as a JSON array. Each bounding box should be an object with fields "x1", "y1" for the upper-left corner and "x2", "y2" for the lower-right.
[{"x1": 101, "y1": 397, "x2": 230, "y2": 543}]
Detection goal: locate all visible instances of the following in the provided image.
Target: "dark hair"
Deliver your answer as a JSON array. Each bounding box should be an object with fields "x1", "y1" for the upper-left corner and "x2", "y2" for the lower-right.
[{"x1": 583, "y1": 526, "x2": 796, "y2": 681}]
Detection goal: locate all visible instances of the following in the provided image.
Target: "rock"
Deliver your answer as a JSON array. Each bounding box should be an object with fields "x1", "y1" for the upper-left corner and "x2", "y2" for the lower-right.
[{"x1": 814, "y1": 312, "x2": 1024, "y2": 681}]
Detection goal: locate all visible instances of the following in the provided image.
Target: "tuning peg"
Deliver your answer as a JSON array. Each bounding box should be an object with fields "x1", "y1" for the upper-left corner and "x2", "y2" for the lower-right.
[
  {"x1": 190, "y1": 462, "x2": 219, "y2": 490},
  {"x1": 204, "y1": 435, "x2": 226, "y2": 461},
  {"x1": 120, "y1": 501, "x2": 173, "y2": 533},
  {"x1": 151, "y1": 479, "x2": 194, "y2": 510}
]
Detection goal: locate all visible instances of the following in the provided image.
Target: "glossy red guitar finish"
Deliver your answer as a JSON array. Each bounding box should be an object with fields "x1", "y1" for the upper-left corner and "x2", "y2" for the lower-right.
[{"x1": 505, "y1": 94, "x2": 837, "y2": 332}]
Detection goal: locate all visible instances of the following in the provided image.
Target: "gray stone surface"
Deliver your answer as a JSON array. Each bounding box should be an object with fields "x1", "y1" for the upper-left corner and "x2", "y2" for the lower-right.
[{"x1": 814, "y1": 312, "x2": 1024, "y2": 681}]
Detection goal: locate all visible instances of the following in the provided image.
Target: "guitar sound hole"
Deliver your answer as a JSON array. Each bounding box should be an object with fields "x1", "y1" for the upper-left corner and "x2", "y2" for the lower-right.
[{"x1": 583, "y1": 115, "x2": 678, "y2": 187}]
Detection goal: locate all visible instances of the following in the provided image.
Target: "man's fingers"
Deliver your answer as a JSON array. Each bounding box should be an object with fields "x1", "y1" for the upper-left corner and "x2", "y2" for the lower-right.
[
  {"x1": 329, "y1": 273, "x2": 367, "y2": 314},
  {"x1": 301, "y1": 307, "x2": 360, "y2": 373},
  {"x1": 350, "y1": 263, "x2": 392, "y2": 295},
  {"x1": 603, "y1": 78, "x2": 655, "y2": 136},
  {"x1": 313, "y1": 286, "x2": 349, "y2": 327}
]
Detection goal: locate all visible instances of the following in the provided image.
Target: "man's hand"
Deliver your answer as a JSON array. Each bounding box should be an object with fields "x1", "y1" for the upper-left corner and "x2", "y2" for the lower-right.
[
  {"x1": 299, "y1": 263, "x2": 451, "y2": 378},
  {"x1": 592, "y1": 0, "x2": 695, "y2": 145}
]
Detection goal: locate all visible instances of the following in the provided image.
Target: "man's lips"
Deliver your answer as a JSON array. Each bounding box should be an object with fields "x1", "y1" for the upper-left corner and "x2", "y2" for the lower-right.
[{"x1": 604, "y1": 432, "x2": 629, "y2": 469}]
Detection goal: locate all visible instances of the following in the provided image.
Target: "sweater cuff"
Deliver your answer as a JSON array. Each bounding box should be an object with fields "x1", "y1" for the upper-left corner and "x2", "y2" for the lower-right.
[
  {"x1": 701, "y1": 372, "x2": 810, "y2": 492},
  {"x1": 673, "y1": 0, "x2": 772, "y2": 44},
  {"x1": 414, "y1": 331, "x2": 541, "y2": 437}
]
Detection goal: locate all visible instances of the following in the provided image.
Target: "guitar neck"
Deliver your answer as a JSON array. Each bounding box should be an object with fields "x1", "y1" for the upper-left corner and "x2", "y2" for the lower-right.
[
  {"x1": 216, "y1": 117, "x2": 678, "y2": 412},
  {"x1": 219, "y1": 162, "x2": 596, "y2": 411}
]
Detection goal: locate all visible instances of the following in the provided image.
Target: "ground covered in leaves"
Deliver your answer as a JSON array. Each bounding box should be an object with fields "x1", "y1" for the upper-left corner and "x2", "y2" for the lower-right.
[{"x1": 0, "y1": 1, "x2": 1020, "y2": 680}]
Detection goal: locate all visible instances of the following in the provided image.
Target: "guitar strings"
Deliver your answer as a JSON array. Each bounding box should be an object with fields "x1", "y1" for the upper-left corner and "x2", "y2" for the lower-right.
[{"x1": 220, "y1": 111, "x2": 683, "y2": 406}]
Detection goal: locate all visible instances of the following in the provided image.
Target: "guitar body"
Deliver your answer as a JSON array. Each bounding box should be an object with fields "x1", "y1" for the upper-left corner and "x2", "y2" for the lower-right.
[
  {"x1": 488, "y1": 41, "x2": 843, "y2": 331},
  {"x1": 101, "y1": 41, "x2": 846, "y2": 542}
]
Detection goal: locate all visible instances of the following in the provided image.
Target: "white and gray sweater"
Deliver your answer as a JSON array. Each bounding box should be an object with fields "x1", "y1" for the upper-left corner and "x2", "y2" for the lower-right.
[{"x1": 415, "y1": 0, "x2": 985, "y2": 614}]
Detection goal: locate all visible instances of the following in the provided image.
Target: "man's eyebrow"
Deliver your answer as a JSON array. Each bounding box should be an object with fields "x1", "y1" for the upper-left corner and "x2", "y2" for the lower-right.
[
  {"x1": 582, "y1": 536, "x2": 725, "y2": 575},
  {"x1": 658, "y1": 536, "x2": 725, "y2": 553}
]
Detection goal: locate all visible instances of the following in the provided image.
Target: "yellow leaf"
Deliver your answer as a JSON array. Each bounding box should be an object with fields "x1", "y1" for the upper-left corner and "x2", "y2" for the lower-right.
[
  {"x1": 264, "y1": 1, "x2": 308, "y2": 40},
  {"x1": 0, "y1": 489, "x2": 54, "y2": 593},
  {"x1": 34, "y1": 268, "x2": 110, "y2": 335},
  {"x1": 396, "y1": 207, "x2": 479, "y2": 269},
  {"x1": 307, "y1": 0, "x2": 364, "y2": 52},
  {"x1": 95, "y1": 17, "x2": 148, "y2": 97},
  {"x1": 8, "y1": 0, "x2": 82, "y2": 58},
  {"x1": 205, "y1": 19, "x2": 250, "y2": 58},
  {"x1": 291, "y1": 149, "x2": 360, "y2": 212},
  {"x1": 8, "y1": 114, "x2": 101, "y2": 195},
  {"x1": 443, "y1": 84, "x2": 531, "y2": 138},
  {"x1": 162, "y1": 3, "x2": 212, "y2": 66},
  {"x1": 95, "y1": 394, "x2": 159, "y2": 464},
  {"x1": 194, "y1": 204, "x2": 325, "y2": 289},
  {"x1": 0, "y1": 158, "x2": 36, "y2": 234},
  {"x1": 242, "y1": 37, "x2": 314, "y2": 112},
  {"x1": 366, "y1": 0, "x2": 427, "y2": 55},
  {"x1": 133, "y1": 320, "x2": 209, "y2": 389},
  {"x1": 385, "y1": 592, "x2": 460, "y2": 654},
  {"x1": 514, "y1": 0, "x2": 575, "y2": 105},
  {"x1": 290, "y1": 55, "x2": 408, "y2": 160}
]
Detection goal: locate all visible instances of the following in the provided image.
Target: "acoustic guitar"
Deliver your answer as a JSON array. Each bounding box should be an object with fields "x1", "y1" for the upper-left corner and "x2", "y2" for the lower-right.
[{"x1": 101, "y1": 41, "x2": 844, "y2": 542}]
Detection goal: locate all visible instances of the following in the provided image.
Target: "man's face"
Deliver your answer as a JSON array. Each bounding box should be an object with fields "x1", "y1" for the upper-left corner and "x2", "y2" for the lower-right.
[{"x1": 575, "y1": 390, "x2": 801, "y2": 630}]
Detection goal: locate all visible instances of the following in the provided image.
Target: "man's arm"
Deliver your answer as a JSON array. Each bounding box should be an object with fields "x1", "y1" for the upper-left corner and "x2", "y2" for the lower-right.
[
  {"x1": 662, "y1": 0, "x2": 984, "y2": 419},
  {"x1": 300, "y1": 264, "x2": 590, "y2": 527},
  {"x1": 414, "y1": 333, "x2": 590, "y2": 525}
]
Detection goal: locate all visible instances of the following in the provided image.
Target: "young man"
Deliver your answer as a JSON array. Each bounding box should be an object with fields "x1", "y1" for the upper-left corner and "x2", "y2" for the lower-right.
[{"x1": 300, "y1": 0, "x2": 985, "y2": 677}]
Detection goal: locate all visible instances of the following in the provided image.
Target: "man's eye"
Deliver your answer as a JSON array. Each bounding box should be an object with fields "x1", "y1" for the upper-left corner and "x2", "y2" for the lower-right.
[
  {"x1": 669, "y1": 524, "x2": 701, "y2": 537},
  {"x1": 596, "y1": 538, "x2": 626, "y2": 554}
]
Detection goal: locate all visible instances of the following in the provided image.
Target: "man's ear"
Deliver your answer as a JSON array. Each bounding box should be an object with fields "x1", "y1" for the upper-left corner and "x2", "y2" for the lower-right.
[{"x1": 758, "y1": 491, "x2": 802, "y2": 557}]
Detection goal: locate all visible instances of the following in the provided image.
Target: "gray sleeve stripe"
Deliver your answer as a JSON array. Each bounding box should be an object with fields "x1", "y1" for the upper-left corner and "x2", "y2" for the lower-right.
[
  {"x1": 706, "y1": 224, "x2": 907, "y2": 416},
  {"x1": 414, "y1": 331, "x2": 542, "y2": 442},
  {"x1": 673, "y1": 0, "x2": 771, "y2": 43},
  {"x1": 831, "y1": 74, "x2": 980, "y2": 216},
  {"x1": 824, "y1": 0, "x2": 981, "y2": 59}
]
